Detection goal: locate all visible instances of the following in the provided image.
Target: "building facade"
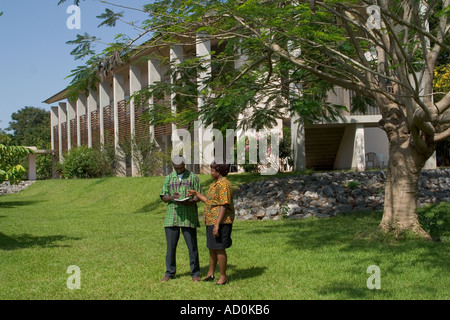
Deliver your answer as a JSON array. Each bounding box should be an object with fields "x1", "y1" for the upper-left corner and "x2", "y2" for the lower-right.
[{"x1": 45, "y1": 34, "x2": 436, "y2": 177}]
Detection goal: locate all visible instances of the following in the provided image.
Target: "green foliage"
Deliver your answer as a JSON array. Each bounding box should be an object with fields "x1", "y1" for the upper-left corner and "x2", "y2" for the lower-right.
[
  {"x1": 57, "y1": 146, "x2": 113, "y2": 179},
  {"x1": 346, "y1": 180, "x2": 362, "y2": 190},
  {"x1": 119, "y1": 134, "x2": 171, "y2": 176},
  {"x1": 57, "y1": 0, "x2": 81, "y2": 5},
  {"x1": 7, "y1": 106, "x2": 50, "y2": 147},
  {"x1": 58, "y1": 0, "x2": 449, "y2": 141},
  {"x1": 5, "y1": 106, "x2": 52, "y2": 180},
  {"x1": 279, "y1": 127, "x2": 292, "y2": 160},
  {"x1": 418, "y1": 204, "x2": 450, "y2": 241},
  {"x1": 0, "y1": 144, "x2": 33, "y2": 184},
  {"x1": 66, "y1": 33, "x2": 99, "y2": 60},
  {"x1": 96, "y1": 8, "x2": 124, "y2": 28},
  {"x1": 0, "y1": 129, "x2": 12, "y2": 145}
]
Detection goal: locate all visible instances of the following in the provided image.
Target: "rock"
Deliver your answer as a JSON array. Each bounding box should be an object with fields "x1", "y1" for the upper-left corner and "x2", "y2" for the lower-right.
[
  {"x1": 322, "y1": 185, "x2": 335, "y2": 197},
  {"x1": 336, "y1": 205, "x2": 353, "y2": 212},
  {"x1": 285, "y1": 203, "x2": 302, "y2": 216},
  {"x1": 266, "y1": 204, "x2": 280, "y2": 216},
  {"x1": 304, "y1": 191, "x2": 319, "y2": 199},
  {"x1": 288, "y1": 214, "x2": 304, "y2": 220},
  {"x1": 0, "y1": 181, "x2": 35, "y2": 196},
  {"x1": 232, "y1": 168, "x2": 450, "y2": 221}
]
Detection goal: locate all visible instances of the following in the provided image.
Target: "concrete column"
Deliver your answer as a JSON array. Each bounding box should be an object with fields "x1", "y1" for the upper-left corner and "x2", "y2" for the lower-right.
[
  {"x1": 28, "y1": 151, "x2": 37, "y2": 181},
  {"x1": 291, "y1": 115, "x2": 306, "y2": 171},
  {"x1": 67, "y1": 99, "x2": 77, "y2": 150},
  {"x1": 288, "y1": 44, "x2": 305, "y2": 172},
  {"x1": 170, "y1": 45, "x2": 184, "y2": 133},
  {"x1": 50, "y1": 106, "x2": 59, "y2": 152},
  {"x1": 50, "y1": 106, "x2": 59, "y2": 178},
  {"x1": 87, "y1": 88, "x2": 98, "y2": 148},
  {"x1": 99, "y1": 81, "x2": 111, "y2": 147},
  {"x1": 234, "y1": 40, "x2": 250, "y2": 173},
  {"x1": 113, "y1": 73, "x2": 126, "y2": 176},
  {"x1": 352, "y1": 124, "x2": 366, "y2": 171},
  {"x1": 424, "y1": 152, "x2": 437, "y2": 169},
  {"x1": 58, "y1": 102, "x2": 67, "y2": 161},
  {"x1": 168, "y1": 44, "x2": 185, "y2": 173},
  {"x1": 196, "y1": 33, "x2": 213, "y2": 173},
  {"x1": 129, "y1": 64, "x2": 142, "y2": 176},
  {"x1": 148, "y1": 58, "x2": 161, "y2": 141},
  {"x1": 234, "y1": 39, "x2": 248, "y2": 69},
  {"x1": 76, "y1": 93, "x2": 87, "y2": 146}
]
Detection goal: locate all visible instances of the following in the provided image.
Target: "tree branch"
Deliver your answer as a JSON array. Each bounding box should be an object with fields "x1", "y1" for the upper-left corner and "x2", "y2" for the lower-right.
[{"x1": 434, "y1": 126, "x2": 450, "y2": 143}]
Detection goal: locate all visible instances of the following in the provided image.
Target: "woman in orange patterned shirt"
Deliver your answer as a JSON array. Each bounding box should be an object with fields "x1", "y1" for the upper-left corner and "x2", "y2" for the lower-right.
[{"x1": 188, "y1": 160, "x2": 234, "y2": 285}]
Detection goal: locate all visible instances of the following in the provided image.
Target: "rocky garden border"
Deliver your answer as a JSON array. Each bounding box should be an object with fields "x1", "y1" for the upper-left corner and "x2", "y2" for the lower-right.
[{"x1": 233, "y1": 169, "x2": 450, "y2": 221}]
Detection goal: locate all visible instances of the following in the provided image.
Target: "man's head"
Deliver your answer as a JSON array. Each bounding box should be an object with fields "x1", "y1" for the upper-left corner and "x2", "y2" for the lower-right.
[{"x1": 172, "y1": 155, "x2": 186, "y2": 174}]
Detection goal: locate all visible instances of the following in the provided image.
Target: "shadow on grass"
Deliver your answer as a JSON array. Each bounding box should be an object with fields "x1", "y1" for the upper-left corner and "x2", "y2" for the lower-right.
[
  {"x1": 228, "y1": 265, "x2": 267, "y2": 282},
  {"x1": 0, "y1": 232, "x2": 82, "y2": 251},
  {"x1": 241, "y1": 210, "x2": 450, "y2": 299},
  {"x1": 316, "y1": 280, "x2": 387, "y2": 299},
  {"x1": 135, "y1": 197, "x2": 165, "y2": 214},
  {"x1": 0, "y1": 200, "x2": 46, "y2": 209},
  {"x1": 177, "y1": 264, "x2": 267, "y2": 281},
  {"x1": 135, "y1": 196, "x2": 206, "y2": 215}
]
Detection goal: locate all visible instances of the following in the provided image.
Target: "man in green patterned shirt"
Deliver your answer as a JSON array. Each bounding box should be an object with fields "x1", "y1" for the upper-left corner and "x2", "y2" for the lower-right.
[{"x1": 160, "y1": 155, "x2": 202, "y2": 282}]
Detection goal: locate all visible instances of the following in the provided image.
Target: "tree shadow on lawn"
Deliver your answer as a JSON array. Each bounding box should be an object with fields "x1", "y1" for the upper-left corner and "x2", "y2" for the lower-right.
[
  {"x1": 0, "y1": 232, "x2": 82, "y2": 251},
  {"x1": 242, "y1": 211, "x2": 450, "y2": 298},
  {"x1": 135, "y1": 196, "x2": 206, "y2": 215},
  {"x1": 135, "y1": 197, "x2": 165, "y2": 214},
  {"x1": 0, "y1": 200, "x2": 47, "y2": 209}
]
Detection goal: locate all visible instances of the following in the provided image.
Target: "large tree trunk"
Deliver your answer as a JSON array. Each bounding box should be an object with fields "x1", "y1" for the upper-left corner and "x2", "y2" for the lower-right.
[{"x1": 378, "y1": 104, "x2": 435, "y2": 239}]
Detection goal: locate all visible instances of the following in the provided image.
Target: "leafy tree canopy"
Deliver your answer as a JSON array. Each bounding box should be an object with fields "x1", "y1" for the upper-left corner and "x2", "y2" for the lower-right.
[{"x1": 7, "y1": 106, "x2": 50, "y2": 148}]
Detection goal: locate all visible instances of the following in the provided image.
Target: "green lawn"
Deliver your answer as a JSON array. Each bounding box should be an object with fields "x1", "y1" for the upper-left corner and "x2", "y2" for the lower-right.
[{"x1": 0, "y1": 174, "x2": 449, "y2": 300}]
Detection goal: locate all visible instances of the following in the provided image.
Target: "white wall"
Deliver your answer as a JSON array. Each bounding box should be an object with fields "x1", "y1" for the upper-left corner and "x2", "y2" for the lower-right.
[{"x1": 364, "y1": 127, "x2": 389, "y2": 168}]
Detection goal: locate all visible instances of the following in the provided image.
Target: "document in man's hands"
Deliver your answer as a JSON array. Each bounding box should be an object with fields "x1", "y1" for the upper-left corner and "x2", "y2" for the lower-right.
[{"x1": 174, "y1": 197, "x2": 190, "y2": 202}]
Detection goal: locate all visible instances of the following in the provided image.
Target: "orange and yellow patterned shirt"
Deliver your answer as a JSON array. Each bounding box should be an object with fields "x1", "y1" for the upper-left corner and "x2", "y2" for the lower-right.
[{"x1": 203, "y1": 177, "x2": 235, "y2": 226}]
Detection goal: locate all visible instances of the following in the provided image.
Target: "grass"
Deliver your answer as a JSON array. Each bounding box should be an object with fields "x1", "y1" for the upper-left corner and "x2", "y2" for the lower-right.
[{"x1": 0, "y1": 173, "x2": 449, "y2": 300}]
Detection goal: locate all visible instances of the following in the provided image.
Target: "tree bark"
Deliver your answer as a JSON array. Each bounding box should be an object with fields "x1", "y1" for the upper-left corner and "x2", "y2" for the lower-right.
[{"x1": 378, "y1": 104, "x2": 434, "y2": 239}]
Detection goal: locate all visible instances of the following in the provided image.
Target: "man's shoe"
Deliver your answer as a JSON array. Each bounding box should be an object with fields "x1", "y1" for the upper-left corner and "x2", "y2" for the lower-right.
[
  {"x1": 161, "y1": 276, "x2": 174, "y2": 282},
  {"x1": 192, "y1": 276, "x2": 201, "y2": 282}
]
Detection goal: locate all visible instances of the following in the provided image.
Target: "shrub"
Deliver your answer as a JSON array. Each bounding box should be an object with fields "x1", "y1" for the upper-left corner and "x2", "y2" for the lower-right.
[
  {"x1": 346, "y1": 180, "x2": 362, "y2": 189},
  {"x1": 0, "y1": 144, "x2": 33, "y2": 184},
  {"x1": 418, "y1": 203, "x2": 450, "y2": 241},
  {"x1": 58, "y1": 146, "x2": 112, "y2": 179}
]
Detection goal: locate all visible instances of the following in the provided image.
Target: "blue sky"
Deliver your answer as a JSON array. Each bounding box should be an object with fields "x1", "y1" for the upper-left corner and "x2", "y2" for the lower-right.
[{"x1": 0, "y1": 0, "x2": 150, "y2": 132}]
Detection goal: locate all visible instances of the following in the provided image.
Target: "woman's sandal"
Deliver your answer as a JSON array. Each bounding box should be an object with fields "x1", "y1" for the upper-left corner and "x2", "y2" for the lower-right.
[{"x1": 202, "y1": 275, "x2": 215, "y2": 282}]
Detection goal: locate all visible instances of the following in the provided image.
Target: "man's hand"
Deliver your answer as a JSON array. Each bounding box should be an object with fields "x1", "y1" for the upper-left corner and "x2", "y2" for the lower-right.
[
  {"x1": 162, "y1": 193, "x2": 180, "y2": 203},
  {"x1": 177, "y1": 195, "x2": 199, "y2": 206}
]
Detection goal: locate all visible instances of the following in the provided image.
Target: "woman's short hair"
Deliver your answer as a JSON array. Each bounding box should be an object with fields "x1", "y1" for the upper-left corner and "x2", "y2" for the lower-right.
[{"x1": 210, "y1": 159, "x2": 230, "y2": 176}]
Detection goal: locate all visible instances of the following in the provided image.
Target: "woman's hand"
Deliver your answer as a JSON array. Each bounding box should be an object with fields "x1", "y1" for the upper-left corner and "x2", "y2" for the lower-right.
[
  {"x1": 213, "y1": 225, "x2": 219, "y2": 237},
  {"x1": 187, "y1": 189, "x2": 197, "y2": 197},
  {"x1": 188, "y1": 189, "x2": 207, "y2": 203}
]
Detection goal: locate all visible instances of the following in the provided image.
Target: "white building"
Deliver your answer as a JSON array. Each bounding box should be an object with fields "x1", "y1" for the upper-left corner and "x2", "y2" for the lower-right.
[{"x1": 45, "y1": 34, "x2": 414, "y2": 177}]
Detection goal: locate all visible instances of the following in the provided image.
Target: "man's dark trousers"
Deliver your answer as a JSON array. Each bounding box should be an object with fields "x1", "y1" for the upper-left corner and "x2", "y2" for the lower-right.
[{"x1": 164, "y1": 226, "x2": 200, "y2": 278}]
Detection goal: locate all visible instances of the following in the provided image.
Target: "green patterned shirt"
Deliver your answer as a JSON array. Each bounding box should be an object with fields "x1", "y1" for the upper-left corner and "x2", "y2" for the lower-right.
[{"x1": 160, "y1": 170, "x2": 201, "y2": 228}]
